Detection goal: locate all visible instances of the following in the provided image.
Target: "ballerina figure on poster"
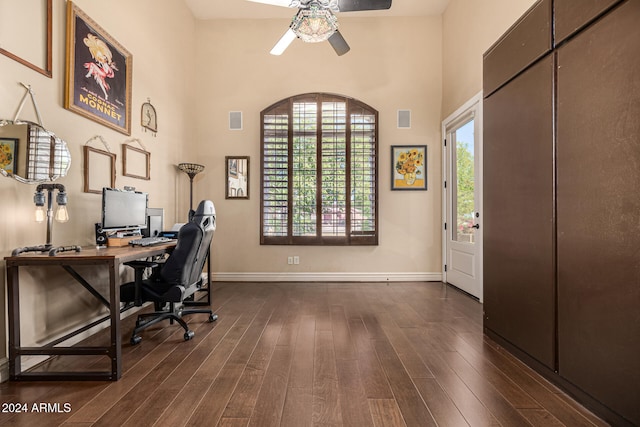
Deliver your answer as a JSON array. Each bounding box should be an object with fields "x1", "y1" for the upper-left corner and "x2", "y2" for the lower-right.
[{"x1": 83, "y1": 33, "x2": 118, "y2": 101}]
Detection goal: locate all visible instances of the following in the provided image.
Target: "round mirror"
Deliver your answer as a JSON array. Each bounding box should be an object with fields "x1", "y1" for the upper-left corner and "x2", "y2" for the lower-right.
[{"x1": 0, "y1": 120, "x2": 71, "y2": 183}]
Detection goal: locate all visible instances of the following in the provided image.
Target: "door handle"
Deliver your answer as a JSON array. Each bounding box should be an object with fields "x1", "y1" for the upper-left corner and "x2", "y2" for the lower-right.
[{"x1": 472, "y1": 224, "x2": 480, "y2": 229}]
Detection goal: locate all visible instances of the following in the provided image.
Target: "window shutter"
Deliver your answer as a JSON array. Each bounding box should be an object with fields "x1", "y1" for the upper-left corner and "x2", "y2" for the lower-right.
[{"x1": 261, "y1": 94, "x2": 378, "y2": 245}]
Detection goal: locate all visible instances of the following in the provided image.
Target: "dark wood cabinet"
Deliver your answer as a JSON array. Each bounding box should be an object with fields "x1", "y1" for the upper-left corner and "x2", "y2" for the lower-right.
[{"x1": 484, "y1": 1, "x2": 639, "y2": 425}]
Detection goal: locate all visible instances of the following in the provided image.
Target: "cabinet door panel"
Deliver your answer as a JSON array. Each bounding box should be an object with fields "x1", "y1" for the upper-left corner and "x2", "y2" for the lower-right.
[
  {"x1": 554, "y1": 0, "x2": 622, "y2": 44},
  {"x1": 557, "y1": 2, "x2": 640, "y2": 424},
  {"x1": 483, "y1": 0, "x2": 552, "y2": 96},
  {"x1": 483, "y1": 55, "x2": 555, "y2": 369}
]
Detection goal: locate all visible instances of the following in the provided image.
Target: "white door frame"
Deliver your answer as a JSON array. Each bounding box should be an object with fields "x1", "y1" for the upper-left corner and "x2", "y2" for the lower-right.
[{"x1": 442, "y1": 92, "x2": 483, "y2": 301}]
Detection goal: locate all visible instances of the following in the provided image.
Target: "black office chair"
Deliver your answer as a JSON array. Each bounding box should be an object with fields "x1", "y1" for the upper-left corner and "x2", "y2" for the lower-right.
[{"x1": 120, "y1": 200, "x2": 218, "y2": 345}]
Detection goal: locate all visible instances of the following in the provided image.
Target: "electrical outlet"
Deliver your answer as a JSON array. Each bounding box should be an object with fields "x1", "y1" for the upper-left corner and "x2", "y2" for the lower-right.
[
  {"x1": 287, "y1": 256, "x2": 293, "y2": 265},
  {"x1": 293, "y1": 256, "x2": 300, "y2": 265}
]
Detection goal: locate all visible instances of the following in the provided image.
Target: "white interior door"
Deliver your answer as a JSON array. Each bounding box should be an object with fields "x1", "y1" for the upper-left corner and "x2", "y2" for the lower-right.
[{"x1": 443, "y1": 94, "x2": 483, "y2": 300}]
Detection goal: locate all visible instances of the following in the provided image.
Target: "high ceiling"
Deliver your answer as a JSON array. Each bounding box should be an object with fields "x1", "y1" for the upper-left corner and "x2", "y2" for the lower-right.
[{"x1": 183, "y1": 0, "x2": 450, "y2": 20}]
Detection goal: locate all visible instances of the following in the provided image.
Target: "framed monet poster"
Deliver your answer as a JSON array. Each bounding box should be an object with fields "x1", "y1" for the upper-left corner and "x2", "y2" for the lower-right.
[
  {"x1": 64, "y1": 1, "x2": 132, "y2": 135},
  {"x1": 391, "y1": 145, "x2": 427, "y2": 190}
]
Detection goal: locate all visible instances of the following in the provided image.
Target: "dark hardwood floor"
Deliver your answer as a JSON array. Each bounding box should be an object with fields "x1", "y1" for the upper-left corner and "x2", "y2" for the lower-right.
[{"x1": 0, "y1": 282, "x2": 608, "y2": 426}]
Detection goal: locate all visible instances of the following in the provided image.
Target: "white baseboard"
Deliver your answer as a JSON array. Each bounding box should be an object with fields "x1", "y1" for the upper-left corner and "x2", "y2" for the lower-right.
[
  {"x1": 210, "y1": 272, "x2": 442, "y2": 283},
  {"x1": 0, "y1": 357, "x2": 8, "y2": 383}
]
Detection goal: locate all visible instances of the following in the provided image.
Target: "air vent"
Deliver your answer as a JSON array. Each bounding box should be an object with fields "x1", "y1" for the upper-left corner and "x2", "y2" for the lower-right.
[
  {"x1": 398, "y1": 110, "x2": 411, "y2": 129},
  {"x1": 229, "y1": 111, "x2": 243, "y2": 130}
]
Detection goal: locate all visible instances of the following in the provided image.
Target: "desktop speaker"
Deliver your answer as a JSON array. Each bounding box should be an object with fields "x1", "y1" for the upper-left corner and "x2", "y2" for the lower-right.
[{"x1": 95, "y1": 223, "x2": 107, "y2": 246}]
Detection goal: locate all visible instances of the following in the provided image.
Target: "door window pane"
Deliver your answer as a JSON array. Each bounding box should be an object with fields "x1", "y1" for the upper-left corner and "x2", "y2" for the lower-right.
[{"x1": 453, "y1": 119, "x2": 475, "y2": 243}]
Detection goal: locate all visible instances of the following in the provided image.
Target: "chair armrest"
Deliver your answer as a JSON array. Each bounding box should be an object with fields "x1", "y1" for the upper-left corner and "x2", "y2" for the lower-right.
[{"x1": 124, "y1": 260, "x2": 159, "y2": 270}]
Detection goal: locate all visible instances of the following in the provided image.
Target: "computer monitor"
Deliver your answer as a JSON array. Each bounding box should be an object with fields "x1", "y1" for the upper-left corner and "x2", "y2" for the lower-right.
[{"x1": 101, "y1": 187, "x2": 148, "y2": 232}]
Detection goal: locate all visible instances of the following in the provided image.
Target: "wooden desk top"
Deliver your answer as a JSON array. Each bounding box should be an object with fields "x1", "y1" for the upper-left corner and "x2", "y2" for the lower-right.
[{"x1": 5, "y1": 242, "x2": 176, "y2": 266}]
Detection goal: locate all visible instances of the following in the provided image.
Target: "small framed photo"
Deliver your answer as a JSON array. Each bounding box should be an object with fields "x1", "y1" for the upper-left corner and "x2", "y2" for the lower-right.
[
  {"x1": 122, "y1": 143, "x2": 151, "y2": 180},
  {"x1": 0, "y1": 138, "x2": 19, "y2": 175},
  {"x1": 83, "y1": 145, "x2": 116, "y2": 194},
  {"x1": 226, "y1": 156, "x2": 249, "y2": 199},
  {"x1": 391, "y1": 145, "x2": 427, "y2": 190}
]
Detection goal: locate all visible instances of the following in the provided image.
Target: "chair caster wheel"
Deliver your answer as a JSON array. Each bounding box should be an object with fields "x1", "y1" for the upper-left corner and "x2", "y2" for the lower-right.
[
  {"x1": 209, "y1": 314, "x2": 218, "y2": 322},
  {"x1": 184, "y1": 330, "x2": 195, "y2": 341},
  {"x1": 131, "y1": 335, "x2": 142, "y2": 345}
]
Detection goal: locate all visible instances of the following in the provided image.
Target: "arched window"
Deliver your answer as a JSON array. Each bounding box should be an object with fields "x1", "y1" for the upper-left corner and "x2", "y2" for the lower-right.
[{"x1": 261, "y1": 93, "x2": 378, "y2": 245}]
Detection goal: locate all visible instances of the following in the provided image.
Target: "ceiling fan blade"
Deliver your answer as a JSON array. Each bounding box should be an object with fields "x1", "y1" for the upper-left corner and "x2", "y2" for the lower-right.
[
  {"x1": 337, "y1": 0, "x2": 392, "y2": 12},
  {"x1": 247, "y1": 0, "x2": 296, "y2": 8},
  {"x1": 270, "y1": 28, "x2": 297, "y2": 55},
  {"x1": 328, "y1": 30, "x2": 350, "y2": 56}
]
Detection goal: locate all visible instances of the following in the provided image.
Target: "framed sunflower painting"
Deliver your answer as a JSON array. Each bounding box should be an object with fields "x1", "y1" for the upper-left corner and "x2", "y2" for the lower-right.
[
  {"x1": 0, "y1": 138, "x2": 18, "y2": 175},
  {"x1": 391, "y1": 145, "x2": 427, "y2": 190}
]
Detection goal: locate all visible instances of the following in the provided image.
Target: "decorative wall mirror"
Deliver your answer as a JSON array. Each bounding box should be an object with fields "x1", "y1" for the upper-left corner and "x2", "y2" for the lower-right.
[
  {"x1": 84, "y1": 145, "x2": 115, "y2": 194},
  {"x1": 0, "y1": 0, "x2": 53, "y2": 78},
  {"x1": 122, "y1": 139, "x2": 150, "y2": 180},
  {"x1": 225, "y1": 156, "x2": 249, "y2": 199},
  {"x1": 0, "y1": 120, "x2": 71, "y2": 183}
]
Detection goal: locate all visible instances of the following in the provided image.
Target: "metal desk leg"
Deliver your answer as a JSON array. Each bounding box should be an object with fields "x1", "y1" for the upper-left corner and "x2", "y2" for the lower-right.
[
  {"x1": 6, "y1": 264, "x2": 21, "y2": 379},
  {"x1": 108, "y1": 259, "x2": 122, "y2": 380}
]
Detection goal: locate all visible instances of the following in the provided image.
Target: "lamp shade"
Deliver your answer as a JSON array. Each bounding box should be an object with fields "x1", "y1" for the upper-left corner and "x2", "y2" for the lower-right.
[{"x1": 178, "y1": 163, "x2": 205, "y2": 179}]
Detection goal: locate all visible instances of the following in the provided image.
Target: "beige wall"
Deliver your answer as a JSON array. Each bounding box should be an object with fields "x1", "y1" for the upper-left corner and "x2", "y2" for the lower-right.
[
  {"x1": 194, "y1": 16, "x2": 443, "y2": 279},
  {"x1": 0, "y1": 0, "x2": 196, "y2": 361},
  {"x1": 442, "y1": 0, "x2": 537, "y2": 117}
]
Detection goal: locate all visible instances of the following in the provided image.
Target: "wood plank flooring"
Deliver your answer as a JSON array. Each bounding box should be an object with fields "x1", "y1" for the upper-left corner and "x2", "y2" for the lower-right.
[{"x1": 0, "y1": 282, "x2": 608, "y2": 426}]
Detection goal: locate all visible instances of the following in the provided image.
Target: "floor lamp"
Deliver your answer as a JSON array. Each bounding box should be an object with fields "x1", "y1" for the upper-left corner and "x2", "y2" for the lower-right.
[
  {"x1": 178, "y1": 163, "x2": 205, "y2": 220},
  {"x1": 177, "y1": 162, "x2": 211, "y2": 305}
]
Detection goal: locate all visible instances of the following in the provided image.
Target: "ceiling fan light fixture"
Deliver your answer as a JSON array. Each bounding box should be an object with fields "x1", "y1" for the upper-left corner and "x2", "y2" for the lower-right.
[{"x1": 291, "y1": 3, "x2": 338, "y2": 43}]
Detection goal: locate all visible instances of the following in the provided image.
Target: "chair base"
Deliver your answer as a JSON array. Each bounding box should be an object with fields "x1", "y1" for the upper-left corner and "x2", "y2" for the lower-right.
[{"x1": 130, "y1": 304, "x2": 217, "y2": 345}]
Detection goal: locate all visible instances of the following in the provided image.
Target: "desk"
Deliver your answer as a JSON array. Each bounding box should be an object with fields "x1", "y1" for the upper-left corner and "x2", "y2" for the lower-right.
[{"x1": 5, "y1": 242, "x2": 176, "y2": 381}]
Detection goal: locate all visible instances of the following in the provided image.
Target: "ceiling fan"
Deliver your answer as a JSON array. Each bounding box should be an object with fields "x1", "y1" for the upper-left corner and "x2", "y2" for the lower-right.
[{"x1": 248, "y1": 0, "x2": 392, "y2": 56}]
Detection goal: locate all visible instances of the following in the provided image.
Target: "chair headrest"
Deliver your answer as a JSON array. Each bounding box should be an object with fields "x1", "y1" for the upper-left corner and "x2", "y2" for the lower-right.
[
  {"x1": 193, "y1": 200, "x2": 215, "y2": 218},
  {"x1": 191, "y1": 200, "x2": 216, "y2": 230}
]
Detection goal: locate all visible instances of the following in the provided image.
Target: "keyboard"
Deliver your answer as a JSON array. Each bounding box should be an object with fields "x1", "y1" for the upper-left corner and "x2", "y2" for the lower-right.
[{"x1": 129, "y1": 236, "x2": 174, "y2": 247}]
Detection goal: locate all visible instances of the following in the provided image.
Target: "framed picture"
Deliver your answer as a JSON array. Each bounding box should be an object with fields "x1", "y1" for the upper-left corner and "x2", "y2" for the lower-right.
[
  {"x1": 64, "y1": 1, "x2": 132, "y2": 135},
  {"x1": 0, "y1": 0, "x2": 52, "y2": 78},
  {"x1": 391, "y1": 145, "x2": 427, "y2": 190},
  {"x1": 226, "y1": 156, "x2": 249, "y2": 199},
  {"x1": 83, "y1": 145, "x2": 116, "y2": 194},
  {"x1": 0, "y1": 138, "x2": 19, "y2": 175},
  {"x1": 122, "y1": 143, "x2": 150, "y2": 180}
]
